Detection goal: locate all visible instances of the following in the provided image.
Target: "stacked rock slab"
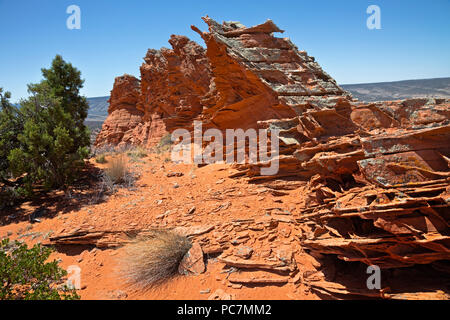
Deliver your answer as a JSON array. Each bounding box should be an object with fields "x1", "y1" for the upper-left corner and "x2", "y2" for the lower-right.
[
  {"x1": 191, "y1": 16, "x2": 351, "y2": 132},
  {"x1": 291, "y1": 98, "x2": 450, "y2": 269}
]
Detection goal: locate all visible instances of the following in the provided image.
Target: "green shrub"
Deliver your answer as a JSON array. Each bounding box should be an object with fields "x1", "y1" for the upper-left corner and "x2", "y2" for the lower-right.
[
  {"x1": 0, "y1": 89, "x2": 23, "y2": 183},
  {"x1": 0, "y1": 238, "x2": 80, "y2": 300},
  {"x1": 154, "y1": 134, "x2": 173, "y2": 154}
]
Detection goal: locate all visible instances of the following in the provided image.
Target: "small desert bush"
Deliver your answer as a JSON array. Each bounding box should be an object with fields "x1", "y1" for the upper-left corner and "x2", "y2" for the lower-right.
[
  {"x1": 127, "y1": 146, "x2": 148, "y2": 159},
  {"x1": 154, "y1": 134, "x2": 173, "y2": 154},
  {"x1": 127, "y1": 146, "x2": 148, "y2": 163},
  {"x1": 0, "y1": 238, "x2": 80, "y2": 300},
  {"x1": 99, "y1": 172, "x2": 115, "y2": 195},
  {"x1": 0, "y1": 185, "x2": 24, "y2": 209},
  {"x1": 95, "y1": 154, "x2": 107, "y2": 164},
  {"x1": 116, "y1": 143, "x2": 134, "y2": 154},
  {"x1": 119, "y1": 230, "x2": 192, "y2": 289}
]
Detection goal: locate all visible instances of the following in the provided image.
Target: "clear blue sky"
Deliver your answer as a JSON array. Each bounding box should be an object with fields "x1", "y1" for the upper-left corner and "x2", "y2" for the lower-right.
[{"x1": 1, "y1": 0, "x2": 449, "y2": 102}]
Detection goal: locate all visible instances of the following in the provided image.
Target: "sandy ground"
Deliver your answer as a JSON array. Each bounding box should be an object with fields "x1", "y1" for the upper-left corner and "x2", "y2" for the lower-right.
[{"x1": 0, "y1": 152, "x2": 318, "y2": 300}]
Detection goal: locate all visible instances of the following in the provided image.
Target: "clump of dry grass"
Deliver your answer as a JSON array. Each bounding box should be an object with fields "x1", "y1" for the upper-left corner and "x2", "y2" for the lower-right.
[
  {"x1": 104, "y1": 155, "x2": 128, "y2": 184},
  {"x1": 98, "y1": 155, "x2": 137, "y2": 194},
  {"x1": 119, "y1": 230, "x2": 192, "y2": 289}
]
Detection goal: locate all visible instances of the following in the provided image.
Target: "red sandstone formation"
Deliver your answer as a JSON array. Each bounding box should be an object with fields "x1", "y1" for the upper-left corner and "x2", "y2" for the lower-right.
[
  {"x1": 139, "y1": 35, "x2": 212, "y2": 132},
  {"x1": 191, "y1": 17, "x2": 349, "y2": 131},
  {"x1": 92, "y1": 16, "x2": 450, "y2": 299},
  {"x1": 96, "y1": 35, "x2": 212, "y2": 148},
  {"x1": 94, "y1": 75, "x2": 143, "y2": 147}
]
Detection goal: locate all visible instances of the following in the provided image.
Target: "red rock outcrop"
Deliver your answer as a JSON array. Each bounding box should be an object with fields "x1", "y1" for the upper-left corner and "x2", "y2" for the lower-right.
[
  {"x1": 139, "y1": 35, "x2": 212, "y2": 132},
  {"x1": 92, "y1": 16, "x2": 450, "y2": 299},
  {"x1": 96, "y1": 35, "x2": 212, "y2": 148},
  {"x1": 191, "y1": 17, "x2": 349, "y2": 132},
  {"x1": 96, "y1": 17, "x2": 350, "y2": 147},
  {"x1": 94, "y1": 75, "x2": 143, "y2": 147},
  {"x1": 235, "y1": 96, "x2": 450, "y2": 268},
  {"x1": 187, "y1": 18, "x2": 450, "y2": 280}
]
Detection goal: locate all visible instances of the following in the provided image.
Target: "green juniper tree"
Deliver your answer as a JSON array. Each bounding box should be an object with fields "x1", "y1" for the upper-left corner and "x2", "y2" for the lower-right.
[
  {"x1": 0, "y1": 89, "x2": 24, "y2": 203},
  {"x1": 0, "y1": 89, "x2": 23, "y2": 181},
  {"x1": 8, "y1": 55, "x2": 90, "y2": 192}
]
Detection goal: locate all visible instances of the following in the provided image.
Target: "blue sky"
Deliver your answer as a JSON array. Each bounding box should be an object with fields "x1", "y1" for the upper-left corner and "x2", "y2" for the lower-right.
[{"x1": 1, "y1": 0, "x2": 449, "y2": 102}]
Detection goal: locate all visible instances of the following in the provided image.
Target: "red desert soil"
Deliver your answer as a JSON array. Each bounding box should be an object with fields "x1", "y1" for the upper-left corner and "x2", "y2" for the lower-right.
[{"x1": 0, "y1": 154, "x2": 319, "y2": 300}]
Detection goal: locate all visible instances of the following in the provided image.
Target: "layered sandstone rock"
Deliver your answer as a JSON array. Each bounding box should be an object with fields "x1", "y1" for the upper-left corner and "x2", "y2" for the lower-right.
[
  {"x1": 94, "y1": 75, "x2": 143, "y2": 147},
  {"x1": 95, "y1": 35, "x2": 212, "y2": 148},
  {"x1": 139, "y1": 35, "x2": 212, "y2": 131},
  {"x1": 96, "y1": 17, "x2": 351, "y2": 147},
  {"x1": 236, "y1": 96, "x2": 450, "y2": 270},
  {"x1": 92, "y1": 17, "x2": 450, "y2": 298},
  {"x1": 191, "y1": 17, "x2": 349, "y2": 131}
]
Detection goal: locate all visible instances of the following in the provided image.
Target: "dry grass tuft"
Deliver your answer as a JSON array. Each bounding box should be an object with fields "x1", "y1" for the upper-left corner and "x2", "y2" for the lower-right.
[
  {"x1": 119, "y1": 230, "x2": 192, "y2": 289},
  {"x1": 104, "y1": 155, "x2": 128, "y2": 184},
  {"x1": 99, "y1": 155, "x2": 137, "y2": 194}
]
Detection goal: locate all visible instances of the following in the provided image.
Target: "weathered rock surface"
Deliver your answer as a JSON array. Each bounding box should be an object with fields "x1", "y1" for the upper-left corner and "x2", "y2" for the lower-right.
[
  {"x1": 191, "y1": 17, "x2": 349, "y2": 131},
  {"x1": 96, "y1": 35, "x2": 212, "y2": 148},
  {"x1": 94, "y1": 75, "x2": 143, "y2": 147},
  {"x1": 178, "y1": 242, "x2": 205, "y2": 275},
  {"x1": 259, "y1": 98, "x2": 450, "y2": 270},
  {"x1": 91, "y1": 16, "x2": 450, "y2": 299},
  {"x1": 139, "y1": 35, "x2": 212, "y2": 133}
]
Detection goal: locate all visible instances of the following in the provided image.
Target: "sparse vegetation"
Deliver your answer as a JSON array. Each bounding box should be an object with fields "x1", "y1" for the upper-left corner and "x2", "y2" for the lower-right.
[
  {"x1": 0, "y1": 88, "x2": 25, "y2": 207},
  {"x1": 154, "y1": 134, "x2": 173, "y2": 154},
  {"x1": 104, "y1": 156, "x2": 129, "y2": 184},
  {"x1": 0, "y1": 238, "x2": 80, "y2": 300},
  {"x1": 119, "y1": 230, "x2": 192, "y2": 289},
  {"x1": 95, "y1": 154, "x2": 107, "y2": 164},
  {"x1": 91, "y1": 144, "x2": 117, "y2": 157},
  {"x1": 100, "y1": 172, "x2": 116, "y2": 195},
  {"x1": 127, "y1": 146, "x2": 148, "y2": 161}
]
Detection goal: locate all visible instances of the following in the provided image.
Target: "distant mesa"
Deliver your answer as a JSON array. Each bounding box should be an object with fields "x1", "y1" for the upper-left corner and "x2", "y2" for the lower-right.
[
  {"x1": 341, "y1": 77, "x2": 450, "y2": 102},
  {"x1": 87, "y1": 96, "x2": 109, "y2": 121}
]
